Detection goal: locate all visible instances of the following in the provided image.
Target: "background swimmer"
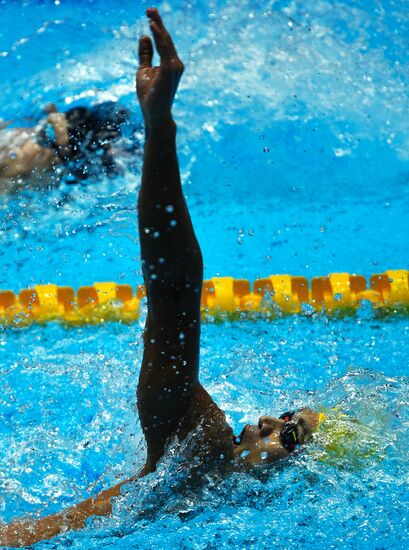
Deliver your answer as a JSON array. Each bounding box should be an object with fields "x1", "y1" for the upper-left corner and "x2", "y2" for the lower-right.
[
  {"x1": 0, "y1": 8, "x2": 322, "y2": 547},
  {"x1": 0, "y1": 101, "x2": 138, "y2": 193}
]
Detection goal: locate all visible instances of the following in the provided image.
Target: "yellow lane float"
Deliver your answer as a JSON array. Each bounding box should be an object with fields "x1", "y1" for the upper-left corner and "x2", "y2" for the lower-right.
[{"x1": 0, "y1": 270, "x2": 408, "y2": 327}]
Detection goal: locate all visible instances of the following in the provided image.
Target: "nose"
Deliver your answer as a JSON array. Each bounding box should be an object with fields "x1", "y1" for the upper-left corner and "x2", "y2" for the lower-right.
[
  {"x1": 258, "y1": 422, "x2": 274, "y2": 438},
  {"x1": 258, "y1": 416, "x2": 276, "y2": 429}
]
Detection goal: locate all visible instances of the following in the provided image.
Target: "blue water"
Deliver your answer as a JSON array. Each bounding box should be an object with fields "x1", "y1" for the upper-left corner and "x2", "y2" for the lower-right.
[{"x1": 1, "y1": 0, "x2": 409, "y2": 548}]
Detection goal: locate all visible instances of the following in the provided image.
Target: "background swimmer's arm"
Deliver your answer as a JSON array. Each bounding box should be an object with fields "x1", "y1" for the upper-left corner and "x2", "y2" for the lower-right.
[
  {"x1": 136, "y1": 9, "x2": 206, "y2": 469},
  {"x1": 47, "y1": 112, "x2": 69, "y2": 146},
  {"x1": 44, "y1": 102, "x2": 69, "y2": 147}
]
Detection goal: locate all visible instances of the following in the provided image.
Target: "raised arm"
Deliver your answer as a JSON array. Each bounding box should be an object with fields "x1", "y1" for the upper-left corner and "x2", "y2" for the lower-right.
[
  {"x1": 136, "y1": 8, "x2": 205, "y2": 469},
  {"x1": 0, "y1": 10, "x2": 232, "y2": 546}
]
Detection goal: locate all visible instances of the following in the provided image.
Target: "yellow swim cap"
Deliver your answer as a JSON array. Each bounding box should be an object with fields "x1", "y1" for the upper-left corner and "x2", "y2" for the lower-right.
[
  {"x1": 317, "y1": 412, "x2": 326, "y2": 428},
  {"x1": 311, "y1": 408, "x2": 385, "y2": 469}
]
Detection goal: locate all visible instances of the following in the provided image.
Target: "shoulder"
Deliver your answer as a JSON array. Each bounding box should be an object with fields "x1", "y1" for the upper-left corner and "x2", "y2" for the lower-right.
[{"x1": 182, "y1": 385, "x2": 234, "y2": 466}]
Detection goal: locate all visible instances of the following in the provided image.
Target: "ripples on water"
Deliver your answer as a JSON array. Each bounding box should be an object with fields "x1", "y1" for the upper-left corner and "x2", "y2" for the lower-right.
[{"x1": 1, "y1": 0, "x2": 409, "y2": 548}]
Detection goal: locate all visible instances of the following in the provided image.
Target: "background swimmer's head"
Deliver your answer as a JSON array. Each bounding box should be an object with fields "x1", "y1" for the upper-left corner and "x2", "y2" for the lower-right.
[
  {"x1": 88, "y1": 101, "x2": 129, "y2": 139},
  {"x1": 64, "y1": 102, "x2": 129, "y2": 149},
  {"x1": 64, "y1": 106, "x2": 92, "y2": 147},
  {"x1": 62, "y1": 101, "x2": 131, "y2": 181},
  {"x1": 233, "y1": 408, "x2": 320, "y2": 465}
]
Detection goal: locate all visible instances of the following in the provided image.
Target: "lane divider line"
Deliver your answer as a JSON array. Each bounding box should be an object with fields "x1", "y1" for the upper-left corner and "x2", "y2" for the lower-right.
[{"x1": 0, "y1": 270, "x2": 408, "y2": 327}]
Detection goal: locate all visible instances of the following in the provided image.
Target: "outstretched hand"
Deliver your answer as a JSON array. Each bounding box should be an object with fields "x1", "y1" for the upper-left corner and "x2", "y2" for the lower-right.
[{"x1": 136, "y1": 8, "x2": 184, "y2": 127}]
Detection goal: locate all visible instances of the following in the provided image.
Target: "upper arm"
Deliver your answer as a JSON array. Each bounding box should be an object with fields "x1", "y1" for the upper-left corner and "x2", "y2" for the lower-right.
[
  {"x1": 140, "y1": 233, "x2": 203, "y2": 390},
  {"x1": 137, "y1": 279, "x2": 203, "y2": 463}
]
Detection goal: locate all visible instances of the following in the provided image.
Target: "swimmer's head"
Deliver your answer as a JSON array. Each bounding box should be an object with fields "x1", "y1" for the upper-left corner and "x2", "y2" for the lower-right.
[
  {"x1": 88, "y1": 102, "x2": 129, "y2": 137},
  {"x1": 64, "y1": 102, "x2": 130, "y2": 146},
  {"x1": 62, "y1": 102, "x2": 131, "y2": 182},
  {"x1": 64, "y1": 106, "x2": 93, "y2": 143},
  {"x1": 233, "y1": 408, "x2": 320, "y2": 464}
]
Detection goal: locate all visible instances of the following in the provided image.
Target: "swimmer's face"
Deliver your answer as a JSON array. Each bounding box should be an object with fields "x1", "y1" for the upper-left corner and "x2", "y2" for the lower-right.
[{"x1": 233, "y1": 409, "x2": 319, "y2": 464}]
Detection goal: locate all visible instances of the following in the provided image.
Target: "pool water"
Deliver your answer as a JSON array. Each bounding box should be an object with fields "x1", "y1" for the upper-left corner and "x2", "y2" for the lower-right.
[{"x1": 1, "y1": 0, "x2": 409, "y2": 548}]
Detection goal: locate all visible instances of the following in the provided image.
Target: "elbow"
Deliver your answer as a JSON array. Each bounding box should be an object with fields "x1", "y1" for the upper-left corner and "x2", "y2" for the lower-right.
[{"x1": 142, "y1": 256, "x2": 203, "y2": 292}]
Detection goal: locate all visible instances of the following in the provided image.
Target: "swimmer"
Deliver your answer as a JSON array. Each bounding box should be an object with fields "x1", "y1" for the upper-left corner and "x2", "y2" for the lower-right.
[
  {"x1": 0, "y1": 9, "x2": 321, "y2": 547},
  {"x1": 0, "y1": 101, "x2": 134, "y2": 193}
]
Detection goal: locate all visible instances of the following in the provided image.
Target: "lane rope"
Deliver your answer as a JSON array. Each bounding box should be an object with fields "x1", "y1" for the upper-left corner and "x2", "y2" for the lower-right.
[{"x1": 1, "y1": 270, "x2": 408, "y2": 327}]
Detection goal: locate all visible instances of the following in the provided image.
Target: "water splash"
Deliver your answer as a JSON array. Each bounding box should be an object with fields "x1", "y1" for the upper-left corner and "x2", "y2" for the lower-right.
[{"x1": 1, "y1": 318, "x2": 409, "y2": 547}]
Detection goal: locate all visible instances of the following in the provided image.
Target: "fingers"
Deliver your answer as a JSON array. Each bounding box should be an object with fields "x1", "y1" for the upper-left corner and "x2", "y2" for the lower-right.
[
  {"x1": 138, "y1": 35, "x2": 153, "y2": 68},
  {"x1": 146, "y1": 7, "x2": 164, "y2": 29},
  {"x1": 44, "y1": 103, "x2": 58, "y2": 114},
  {"x1": 146, "y1": 7, "x2": 178, "y2": 64}
]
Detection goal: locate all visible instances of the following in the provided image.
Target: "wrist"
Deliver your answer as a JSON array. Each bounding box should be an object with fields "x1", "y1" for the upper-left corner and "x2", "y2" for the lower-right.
[{"x1": 145, "y1": 116, "x2": 176, "y2": 139}]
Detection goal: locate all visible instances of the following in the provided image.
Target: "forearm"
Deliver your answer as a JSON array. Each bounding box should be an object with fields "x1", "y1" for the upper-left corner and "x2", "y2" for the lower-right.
[
  {"x1": 0, "y1": 477, "x2": 135, "y2": 547},
  {"x1": 48, "y1": 112, "x2": 69, "y2": 146},
  {"x1": 138, "y1": 118, "x2": 203, "y2": 290}
]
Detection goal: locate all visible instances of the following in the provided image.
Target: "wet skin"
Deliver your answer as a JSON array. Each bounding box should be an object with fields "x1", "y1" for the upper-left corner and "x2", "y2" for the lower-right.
[
  {"x1": 233, "y1": 408, "x2": 321, "y2": 463},
  {"x1": 0, "y1": 109, "x2": 69, "y2": 183}
]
